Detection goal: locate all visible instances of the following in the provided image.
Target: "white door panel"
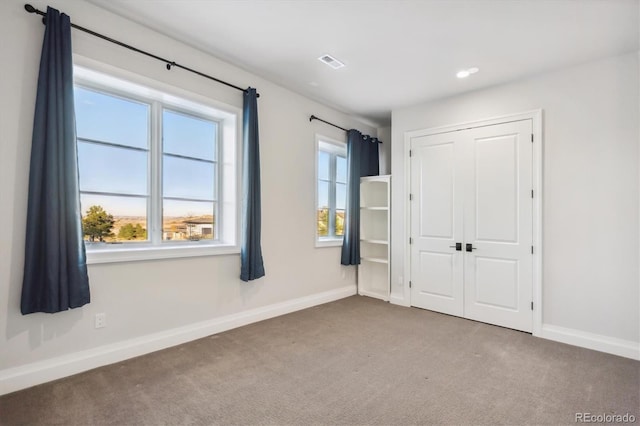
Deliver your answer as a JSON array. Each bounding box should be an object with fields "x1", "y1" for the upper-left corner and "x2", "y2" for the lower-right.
[
  {"x1": 410, "y1": 119, "x2": 533, "y2": 332},
  {"x1": 474, "y1": 133, "x2": 519, "y2": 242},
  {"x1": 418, "y1": 251, "x2": 455, "y2": 298},
  {"x1": 418, "y1": 142, "x2": 455, "y2": 239}
]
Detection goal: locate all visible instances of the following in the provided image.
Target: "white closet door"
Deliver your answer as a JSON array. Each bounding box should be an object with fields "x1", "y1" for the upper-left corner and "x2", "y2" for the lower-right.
[
  {"x1": 410, "y1": 119, "x2": 533, "y2": 332},
  {"x1": 462, "y1": 120, "x2": 533, "y2": 332},
  {"x1": 409, "y1": 132, "x2": 464, "y2": 317}
]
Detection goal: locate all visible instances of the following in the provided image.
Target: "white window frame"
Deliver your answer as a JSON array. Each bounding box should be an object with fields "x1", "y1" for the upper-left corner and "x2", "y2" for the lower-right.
[
  {"x1": 73, "y1": 60, "x2": 241, "y2": 264},
  {"x1": 315, "y1": 134, "x2": 347, "y2": 248}
]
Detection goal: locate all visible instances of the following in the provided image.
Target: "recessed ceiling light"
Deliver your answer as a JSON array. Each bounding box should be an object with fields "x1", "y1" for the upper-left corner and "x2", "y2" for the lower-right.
[
  {"x1": 309, "y1": 81, "x2": 319, "y2": 87},
  {"x1": 457, "y1": 67, "x2": 479, "y2": 79},
  {"x1": 318, "y1": 54, "x2": 345, "y2": 69}
]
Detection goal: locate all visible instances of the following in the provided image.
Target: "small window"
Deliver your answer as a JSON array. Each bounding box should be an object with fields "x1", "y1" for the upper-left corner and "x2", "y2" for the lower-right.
[
  {"x1": 74, "y1": 66, "x2": 239, "y2": 263},
  {"x1": 316, "y1": 136, "x2": 347, "y2": 246}
]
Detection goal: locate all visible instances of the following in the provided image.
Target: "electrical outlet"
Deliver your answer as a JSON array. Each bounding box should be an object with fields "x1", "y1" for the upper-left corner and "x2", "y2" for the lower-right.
[{"x1": 95, "y1": 313, "x2": 106, "y2": 329}]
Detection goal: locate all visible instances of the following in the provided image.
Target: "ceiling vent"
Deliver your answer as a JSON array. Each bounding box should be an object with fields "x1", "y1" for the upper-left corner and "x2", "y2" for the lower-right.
[{"x1": 318, "y1": 54, "x2": 345, "y2": 69}]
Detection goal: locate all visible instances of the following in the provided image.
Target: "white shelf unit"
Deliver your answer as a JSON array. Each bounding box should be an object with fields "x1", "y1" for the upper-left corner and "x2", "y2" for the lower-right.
[{"x1": 359, "y1": 175, "x2": 390, "y2": 301}]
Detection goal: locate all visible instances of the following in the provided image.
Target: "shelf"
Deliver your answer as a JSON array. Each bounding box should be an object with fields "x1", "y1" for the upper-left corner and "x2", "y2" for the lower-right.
[
  {"x1": 359, "y1": 175, "x2": 390, "y2": 302},
  {"x1": 361, "y1": 239, "x2": 388, "y2": 245},
  {"x1": 361, "y1": 256, "x2": 389, "y2": 264},
  {"x1": 360, "y1": 206, "x2": 388, "y2": 211}
]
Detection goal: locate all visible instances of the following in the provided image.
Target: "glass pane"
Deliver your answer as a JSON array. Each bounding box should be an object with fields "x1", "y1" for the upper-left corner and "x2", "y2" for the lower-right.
[
  {"x1": 163, "y1": 200, "x2": 214, "y2": 241},
  {"x1": 163, "y1": 156, "x2": 214, "y2": 201},
  {"x1": 75, "y1": 86, "x2": 149, "y2": 149},
  {"x1": 163, "y1": 109, "x2": 216, "y2": 161},
  {"x1": 335, "y1": 209, "x2": 345, "y2": 237},
  {"x1": 78, "y1": 142, "x2": 147, "y2": 195},
  {"x1": 318, "y1": 151, "x2": 329, "y2": 181},
  {"x1": 317, "y1": 208, "x2": 329, "y2": 237},
  {"x1": 317, "y1": 180, "x2": 329, "y2": 208},
  {"x1": 80, "y1": 194, "x2": 147, "y2": 243},
  {"x1": 336, "y1": 155, "x2": 347, "y2": 183},
  {"x1": 336, "y1": 183, "x2": 346, "y2": 210}
]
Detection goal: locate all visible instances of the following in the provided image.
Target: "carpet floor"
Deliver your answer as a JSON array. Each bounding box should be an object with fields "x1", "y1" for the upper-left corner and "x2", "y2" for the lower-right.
[{"x1": 1, "y1": 296, "x2": 638, "y2": 425}]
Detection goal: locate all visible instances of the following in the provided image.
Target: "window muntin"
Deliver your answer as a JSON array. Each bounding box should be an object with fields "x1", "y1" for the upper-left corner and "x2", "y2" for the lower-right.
[
  {"x1": 317, "y1": 138, "x2": 347, "y2": 244},
  {"x1": 73, "y1": 65, "x2": 239, "y2": 261}
]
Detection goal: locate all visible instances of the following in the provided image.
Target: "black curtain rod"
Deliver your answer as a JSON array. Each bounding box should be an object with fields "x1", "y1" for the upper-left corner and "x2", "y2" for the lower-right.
[
  {"x1": 24, "y1": 4, "x2": 259, "y2": 97},
  {"x1": 309, "y1": 115, "x2": 382, "y2": 144}
]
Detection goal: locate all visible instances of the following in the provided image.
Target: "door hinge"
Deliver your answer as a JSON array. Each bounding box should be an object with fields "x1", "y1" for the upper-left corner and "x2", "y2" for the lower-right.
[
  {"x1": 531, "y1": 134, "x2": 534, "y2": 143},
  {"x1": 409, "y1": 281, "x2": 412, "y2": 288},
  {"x1": 531, "y1": 190, "x2": 534, "y2": 198},
  {"x1": 531, "y1": 245, "x2": 534, "y2": 254},
  {"x1": 409, "y1": 193, "x2": 413, "y2": 201},
  {"x1": 531, "y1": 301, "x2": 534, "y2": 310},
  {"x1": 409, "y1": 237, "x2": 413, "y2": 245},
  {"x1": 409, "y1": 149, "x2": 413, "y2": 157}
]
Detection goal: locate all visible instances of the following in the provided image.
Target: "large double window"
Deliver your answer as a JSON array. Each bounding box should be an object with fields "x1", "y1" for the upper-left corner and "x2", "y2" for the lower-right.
[
  {"x1": 316, "y1": 136, "x2": 347, "y2": 246},
  {"x1": 74, "y1": 66, "x2": 239, "y2": 262}
]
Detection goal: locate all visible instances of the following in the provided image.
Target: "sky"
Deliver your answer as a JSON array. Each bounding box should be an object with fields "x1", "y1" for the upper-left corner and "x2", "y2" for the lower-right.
[{"x1": 75, "y1": 86, "x2": 216, "y2": 219}]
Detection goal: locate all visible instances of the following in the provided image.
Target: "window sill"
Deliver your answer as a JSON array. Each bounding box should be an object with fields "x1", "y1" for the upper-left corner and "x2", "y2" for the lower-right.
[
  {"x1": 316, "y1": 238, "x2": 343, "y2": 248},
  {"x1": 85, "y1": 243, "x2": 240, "y2": 264}
]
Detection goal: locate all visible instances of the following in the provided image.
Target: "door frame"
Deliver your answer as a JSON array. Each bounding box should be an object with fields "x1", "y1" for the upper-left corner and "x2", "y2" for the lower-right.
[{"x1": 403, "y1": 110, "x2": 543, "y2": 336}]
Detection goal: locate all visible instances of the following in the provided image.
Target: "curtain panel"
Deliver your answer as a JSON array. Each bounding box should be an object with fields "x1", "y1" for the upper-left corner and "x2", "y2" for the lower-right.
[
  {"x1": 340, "y1": 130, "x2": 380, "y2": 265},
  {"x1": 21, "y1": 6, "x2": 90, "y2": 314},
  {"x1": 240, "y1": 88, "x2": 265, "y2": 281}
]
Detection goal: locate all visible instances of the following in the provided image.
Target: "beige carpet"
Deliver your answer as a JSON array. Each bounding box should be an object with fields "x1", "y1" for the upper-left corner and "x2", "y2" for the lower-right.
[{"x1": 1, "y1": 296, "x2": 638, "y2": 425}]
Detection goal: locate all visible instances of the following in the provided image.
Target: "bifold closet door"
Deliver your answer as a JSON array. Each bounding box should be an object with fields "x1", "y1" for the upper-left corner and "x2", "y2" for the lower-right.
[{"x1": 410, "y1": 119, "x2": 533, "y2": 332}]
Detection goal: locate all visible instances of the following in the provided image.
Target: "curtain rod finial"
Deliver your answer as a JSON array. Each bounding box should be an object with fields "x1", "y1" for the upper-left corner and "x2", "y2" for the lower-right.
[{"x1": 24, "y1": 4, "x2": 37, "y2": 13}]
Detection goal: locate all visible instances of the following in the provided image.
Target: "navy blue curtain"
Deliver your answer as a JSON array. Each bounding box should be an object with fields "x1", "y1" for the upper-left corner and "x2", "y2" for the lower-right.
[
  {"x1": 21, "y1": 7, "x2": 90, "y2": 314},
  {"x1": 341, "y1": 131, "x2": 380, "y2": 265},
  {"x1": 240, "y1": 88, "x2": 265, "y2": 281}
]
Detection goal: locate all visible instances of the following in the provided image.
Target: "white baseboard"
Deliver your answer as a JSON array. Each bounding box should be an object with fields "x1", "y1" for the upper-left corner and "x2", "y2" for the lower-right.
[
  {"x1": 0, "y1": 285, "x2": 356, "y2": 396},
  {"x1": 389, "y1": 294, "x2": 410, "y2": 307},
  {"x1": 358, "y1": 289, "x2": 388, "y2": 301},
  {"x1": 540, "y1": 324, "x2": 640, "y2": 360}
]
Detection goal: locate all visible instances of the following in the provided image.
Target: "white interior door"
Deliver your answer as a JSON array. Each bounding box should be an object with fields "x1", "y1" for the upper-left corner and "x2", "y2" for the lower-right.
[
  {"x1": 409, "y1": 132, "x2": 464, "y2": 317},
  {"x1": 461, "y1": 120, "x2": 533, "y2": 332},
  {"x1": 410, "y1": 119, "x2": 533, "y2": 332}
]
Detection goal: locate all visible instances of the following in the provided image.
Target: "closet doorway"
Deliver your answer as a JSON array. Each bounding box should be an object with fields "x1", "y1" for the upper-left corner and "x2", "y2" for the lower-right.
[{"x1": 407, "y1": 113, "x2": 541, "y2": 333}]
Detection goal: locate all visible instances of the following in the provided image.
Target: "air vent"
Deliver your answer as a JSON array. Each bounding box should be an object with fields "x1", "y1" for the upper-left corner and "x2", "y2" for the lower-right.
[{"x1": 318, "y1": 54, "x2": 345, "y2": 69}]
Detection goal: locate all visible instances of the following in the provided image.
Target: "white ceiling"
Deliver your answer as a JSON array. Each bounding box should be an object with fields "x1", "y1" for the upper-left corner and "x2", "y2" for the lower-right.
[{"x1": 88, "y1": 0, "x2": 638, "y2": 126}]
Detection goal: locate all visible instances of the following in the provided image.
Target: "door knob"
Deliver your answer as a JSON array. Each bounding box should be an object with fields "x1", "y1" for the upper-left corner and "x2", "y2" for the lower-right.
[
  {"x1": 449, "y1": 242, "x2": 462, "y2": 251},
  {"x1": 466, "y1": 243, "x2": 477, "y2": 252}
]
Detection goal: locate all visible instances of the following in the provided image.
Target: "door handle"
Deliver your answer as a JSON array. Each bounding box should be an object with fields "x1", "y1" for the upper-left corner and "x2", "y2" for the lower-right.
[
  {"x1": 466, "y1": 243, "x2": 477, "y2": 252},
  {"x1": 449, "y1": 242, "x2": 462, "y2": 251}
]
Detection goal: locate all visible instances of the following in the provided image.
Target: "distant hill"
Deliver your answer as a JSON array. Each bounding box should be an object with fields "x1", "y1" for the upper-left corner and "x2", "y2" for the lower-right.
[{"x1": 107, "y1": 215, "x2": 214, "y2": 241}]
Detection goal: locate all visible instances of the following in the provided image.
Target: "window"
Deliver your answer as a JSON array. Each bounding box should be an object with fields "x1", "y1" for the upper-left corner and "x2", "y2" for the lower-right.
[
  {"x1": 316, "y1": 136, "x2": 347, "y2": 246},
  {"x1": 74, "y1": 66, "x2": 239, "y2": 263}
]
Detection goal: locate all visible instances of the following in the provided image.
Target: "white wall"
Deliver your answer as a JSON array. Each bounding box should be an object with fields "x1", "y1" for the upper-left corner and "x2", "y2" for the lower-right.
[
  {"x1": 391, "y1": 52, "x2": 640, "y2": 354},
  {"x1": 0, "y1": 0, "x2": 377, "y2": 391},
  {"x1": 377, "y1": 126, "x2": 391, "y2": 175}
]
